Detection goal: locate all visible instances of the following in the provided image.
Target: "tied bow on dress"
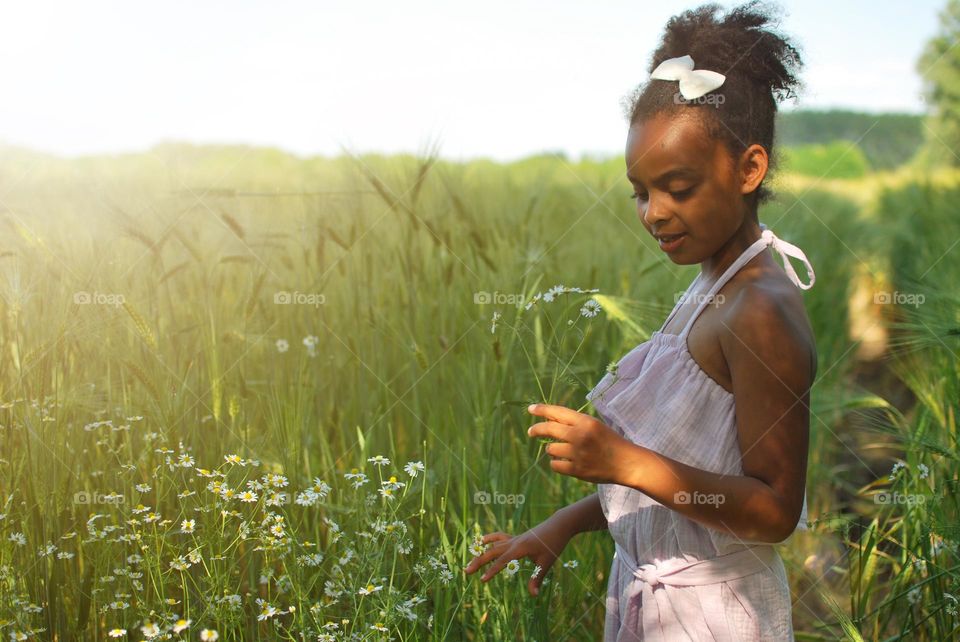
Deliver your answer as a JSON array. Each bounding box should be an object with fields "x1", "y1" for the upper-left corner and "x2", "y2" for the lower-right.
[
  {"x1": 759, "y1": 223, "x2": 816, "y2": 290},
  {"x1": 615, "y1": 543, "x2": 779, "y2": 641}
]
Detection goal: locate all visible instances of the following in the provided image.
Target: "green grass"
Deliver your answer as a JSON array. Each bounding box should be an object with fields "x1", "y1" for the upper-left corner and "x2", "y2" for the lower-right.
[{"x1": 0, "y1": 145, "x2": 956, "y2": 640}]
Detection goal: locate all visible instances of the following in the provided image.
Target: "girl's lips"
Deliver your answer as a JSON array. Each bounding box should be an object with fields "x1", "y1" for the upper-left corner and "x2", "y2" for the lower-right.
[{"x1": 657, "y1": 233, "x2": 687, "y2": 252}]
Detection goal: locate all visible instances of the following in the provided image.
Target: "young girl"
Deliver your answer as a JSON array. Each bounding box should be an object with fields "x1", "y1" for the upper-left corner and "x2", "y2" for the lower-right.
[{"x1": 464, "y1": 2, "x2": 816, "y2": 640}]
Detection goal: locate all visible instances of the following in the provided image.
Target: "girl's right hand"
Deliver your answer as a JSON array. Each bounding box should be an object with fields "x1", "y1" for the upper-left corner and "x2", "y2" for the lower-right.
[{"x1": 463, "y1": 518, "x2": 574, "y2": 597}]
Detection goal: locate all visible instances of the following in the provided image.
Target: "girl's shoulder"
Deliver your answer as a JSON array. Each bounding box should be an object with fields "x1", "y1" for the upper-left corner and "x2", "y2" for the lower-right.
[{"x1": 717, "y1": 268, "x2": 817, "y2": 380}]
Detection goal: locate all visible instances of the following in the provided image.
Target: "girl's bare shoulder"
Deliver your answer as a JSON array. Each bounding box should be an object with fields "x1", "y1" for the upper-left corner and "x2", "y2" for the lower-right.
[{"x1": 718, "y1": 268, "x2": 818, "y2": 382}]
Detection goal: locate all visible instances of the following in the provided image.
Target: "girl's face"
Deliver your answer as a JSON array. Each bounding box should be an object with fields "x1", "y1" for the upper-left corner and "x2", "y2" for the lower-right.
[{"x1": 625, "y1": 111, "x2": 762, "y2": 265}]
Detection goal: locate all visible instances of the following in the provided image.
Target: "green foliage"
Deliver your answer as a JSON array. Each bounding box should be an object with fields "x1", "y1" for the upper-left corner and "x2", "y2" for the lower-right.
[
  {"x1": 0, "y1": 145, "x2": 957, "y2": 639},
  {"x1": 776, "y1": 110, "x2": 924, "y2": 170},
  {"x1": 917, "y1": 0, "x2": 960, "y2": 168},
  {"x1": 781, "y1": 140, "x2": 871, "y2": 178}
]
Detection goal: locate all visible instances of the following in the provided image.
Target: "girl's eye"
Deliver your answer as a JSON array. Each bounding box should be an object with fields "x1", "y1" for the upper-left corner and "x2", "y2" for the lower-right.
[{"x1": 630, "y1": 187, "x2": 694, "y2": 202}]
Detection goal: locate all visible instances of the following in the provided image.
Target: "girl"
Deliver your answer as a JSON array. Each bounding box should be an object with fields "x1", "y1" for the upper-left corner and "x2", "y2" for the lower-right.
[{"x1": 464, "y1": 1, "x2": 816, "y2": 640}]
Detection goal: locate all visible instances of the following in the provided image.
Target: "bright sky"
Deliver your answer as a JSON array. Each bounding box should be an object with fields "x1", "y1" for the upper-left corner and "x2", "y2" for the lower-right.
[{"x1": 0, "y1": 0, "x2": 947, "y2": 161}]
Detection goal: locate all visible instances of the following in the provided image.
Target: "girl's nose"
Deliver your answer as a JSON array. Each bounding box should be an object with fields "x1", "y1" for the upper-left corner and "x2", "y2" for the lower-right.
[{"x1": 642, "y1": 193, "x2": 669, "y2": 227}]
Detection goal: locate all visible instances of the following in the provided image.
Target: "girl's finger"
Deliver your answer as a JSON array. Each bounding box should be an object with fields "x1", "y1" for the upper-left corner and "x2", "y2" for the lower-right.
[
  {"x1": 481, "y1": 550, "x2": 520, "y2": 582},
  {"x1": 527, "y1": 556, "x2": 556, "y2": 597},
  {"x1": 481, "y1": 532, "x2": 510, "y2": 544},
  {"x1": 544, "y1": 442, "x2": 574, "y2": 460},
  {"x1": 465, "y1": 539, "x2": 511, "y2": 574}
]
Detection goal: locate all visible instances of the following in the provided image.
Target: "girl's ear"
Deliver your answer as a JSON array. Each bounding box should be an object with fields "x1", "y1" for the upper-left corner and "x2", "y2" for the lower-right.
[{"x1": 738, "y1": 144, "x2": 769, "y2": 196}]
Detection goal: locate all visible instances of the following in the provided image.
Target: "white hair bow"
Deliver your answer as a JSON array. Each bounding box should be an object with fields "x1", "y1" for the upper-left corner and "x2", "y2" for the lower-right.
[{"x1": 650, "y1": 54, "x2": 726, "y2": 100}]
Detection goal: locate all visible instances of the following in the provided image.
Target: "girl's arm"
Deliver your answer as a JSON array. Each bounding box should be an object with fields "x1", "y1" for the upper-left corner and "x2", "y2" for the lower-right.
[{"x1": 549, "y1": 491, "x2": 607, "y2": 537}]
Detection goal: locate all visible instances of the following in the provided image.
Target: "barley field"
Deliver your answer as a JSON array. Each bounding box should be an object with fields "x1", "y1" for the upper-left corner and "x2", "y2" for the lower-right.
[{"x1": 0, "y1": 144, "x2": 957, "y2": 640}]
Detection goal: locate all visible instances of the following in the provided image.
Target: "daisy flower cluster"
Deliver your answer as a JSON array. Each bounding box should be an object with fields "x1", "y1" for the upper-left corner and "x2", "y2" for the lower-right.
[
  {"x1": 274, "y1": 335, "x2": 321, "y2": 358},
  {"x1": 0, "y1": 410, "x2": 452, "y2": 641}
]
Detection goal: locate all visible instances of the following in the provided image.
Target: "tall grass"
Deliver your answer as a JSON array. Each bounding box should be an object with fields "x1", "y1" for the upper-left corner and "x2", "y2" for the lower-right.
[{"x1": 0, "y1": 145, "x2": 956, "y2": 639}]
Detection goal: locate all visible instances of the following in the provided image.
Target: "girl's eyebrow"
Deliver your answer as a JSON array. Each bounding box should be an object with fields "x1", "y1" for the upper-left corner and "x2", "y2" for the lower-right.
[{"x1": 627, "y1": 167, "x2": 698, "y2": 185}]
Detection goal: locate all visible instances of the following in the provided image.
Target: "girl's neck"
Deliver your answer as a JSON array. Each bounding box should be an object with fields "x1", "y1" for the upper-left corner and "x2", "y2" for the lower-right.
[{"x1": 698, "y1": 219, "x2": 765, "y2": 285}]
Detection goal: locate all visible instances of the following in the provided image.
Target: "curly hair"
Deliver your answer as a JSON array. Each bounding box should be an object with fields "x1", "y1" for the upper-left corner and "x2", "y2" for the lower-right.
[{"x1": 621, "y1": 0, "x2": 804, "y2": 207}]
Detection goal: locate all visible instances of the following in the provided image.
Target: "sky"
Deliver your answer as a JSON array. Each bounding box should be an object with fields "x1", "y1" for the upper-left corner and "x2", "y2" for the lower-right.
[{"x1": 0, "y1": 0, "x2": 949, "y2": 162}]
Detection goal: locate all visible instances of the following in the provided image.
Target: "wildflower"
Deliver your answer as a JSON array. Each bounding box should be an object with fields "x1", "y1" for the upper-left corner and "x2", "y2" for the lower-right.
[
  {"x1": 404, "y1": 461, "x2": 425, "y2": 477},
  {"x1": 295, "y1": 489, "x2": 318, "y2": 506},
  {"x1": 945, "y1": 593, "x2": 958, "y2": 617},
  {"x1": 275, "y1": 339, "x2": 289, "y2": 353},
  {"x1": 140, "y1": 622, "x2": 160, "y2": 638},
  {"x1": 172, "y1": 619, "x2": 191, "y2": 633},
  {"x1": 531, "y1": 564, "x2": 543, "y2": 579},
  {"x1": 9, "y1": 532, "x2": 26, "y2": 546},
  {"x1": 917, "y1": 463, "x2": 929, "y2": 479},
  {"x1": 562, "y1": 559, "x2": 579, "y2": 569},
  {"x1": 170, "y1": 556, "x2": 191, "y2": 571},
  {"x1": 890, "y1": 461, "x2": 908, "y2": 480},
  {"x1": 370, "y1": 623, "x2": 389, "y2": 632},
  {"x1": 505, "y1": 559, "x2": 520, "y2": 577},
  {"x1": 469, "y1": 539, "x2": 485, "y2": 557},
  {"x1": 351, "y1": 473, "x2": 369, "y2": 489},
  {"x1": 224, "y1": 454, "x2": 245, "y2": 466},
  {"x1": 256, "y1": 600, "x2": 278, "y2": 621},
  {"x1": 180, "y1": 519, "x2": 196, "y2": 534},
  {"x1": 134, "y1": 483, "x2": 152, "y2": 493},
  {"x1": 580, "y1": 298, "x2": 602, "y2": 318},
  {"x1": 200, "y1": 631, "x2": 219, "y2": 641},
  {"x1": 367, "y1": 455, "x2": 391, "y2": 467},
  {"x1": 312, "y1": 478, "x2": 331, "y2": 497},
  {"x1": 218, "y1": 594, "x2": 241, "y2": 609},
  {"x1": 178, "y1": 453, "x2": 195, "y2": 468},
  {"x1": 382, "y1": 476, "x2": 405, "y2": 491},
  {"x1": 378, "y1": 488, "x2": 396, "y2": 500},
  {"x1": 907, "y1": 586, "x2": 921, "y2": 605},
  {"x1": 238, "y1": 490, "x2": 258, "y2": 503},
  {"x1": 108, "y1": 629, "x2": 126, "y2": 637},
  {"x1": 358, "y1": 583, "x2": 382, "y2": 595}
]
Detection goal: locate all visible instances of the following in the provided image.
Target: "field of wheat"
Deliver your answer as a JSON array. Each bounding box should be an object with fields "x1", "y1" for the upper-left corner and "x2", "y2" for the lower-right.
[{"x1": 0, "y1": 144, "x2": 957, "y2": 640}]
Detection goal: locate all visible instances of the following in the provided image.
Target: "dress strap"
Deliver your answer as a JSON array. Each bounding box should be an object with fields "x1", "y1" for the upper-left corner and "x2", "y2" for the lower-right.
[
  {"x1": 678, "y1": 223, "x2": 816, "y2": 340},
  {"x1": 657, "y1": 271, "x2": 703, "y2": 333}
]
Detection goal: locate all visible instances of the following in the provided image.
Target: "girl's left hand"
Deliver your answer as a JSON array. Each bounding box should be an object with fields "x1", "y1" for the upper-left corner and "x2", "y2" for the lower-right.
[{"x1": 527, "y1": 403, "x2": 634, "y2": 485}]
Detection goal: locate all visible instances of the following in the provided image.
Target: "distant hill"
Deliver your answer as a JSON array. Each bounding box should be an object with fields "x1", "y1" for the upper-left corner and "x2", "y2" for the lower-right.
[{"x1": 776, "y1": 109, "x2": 925, "y2": 170}]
